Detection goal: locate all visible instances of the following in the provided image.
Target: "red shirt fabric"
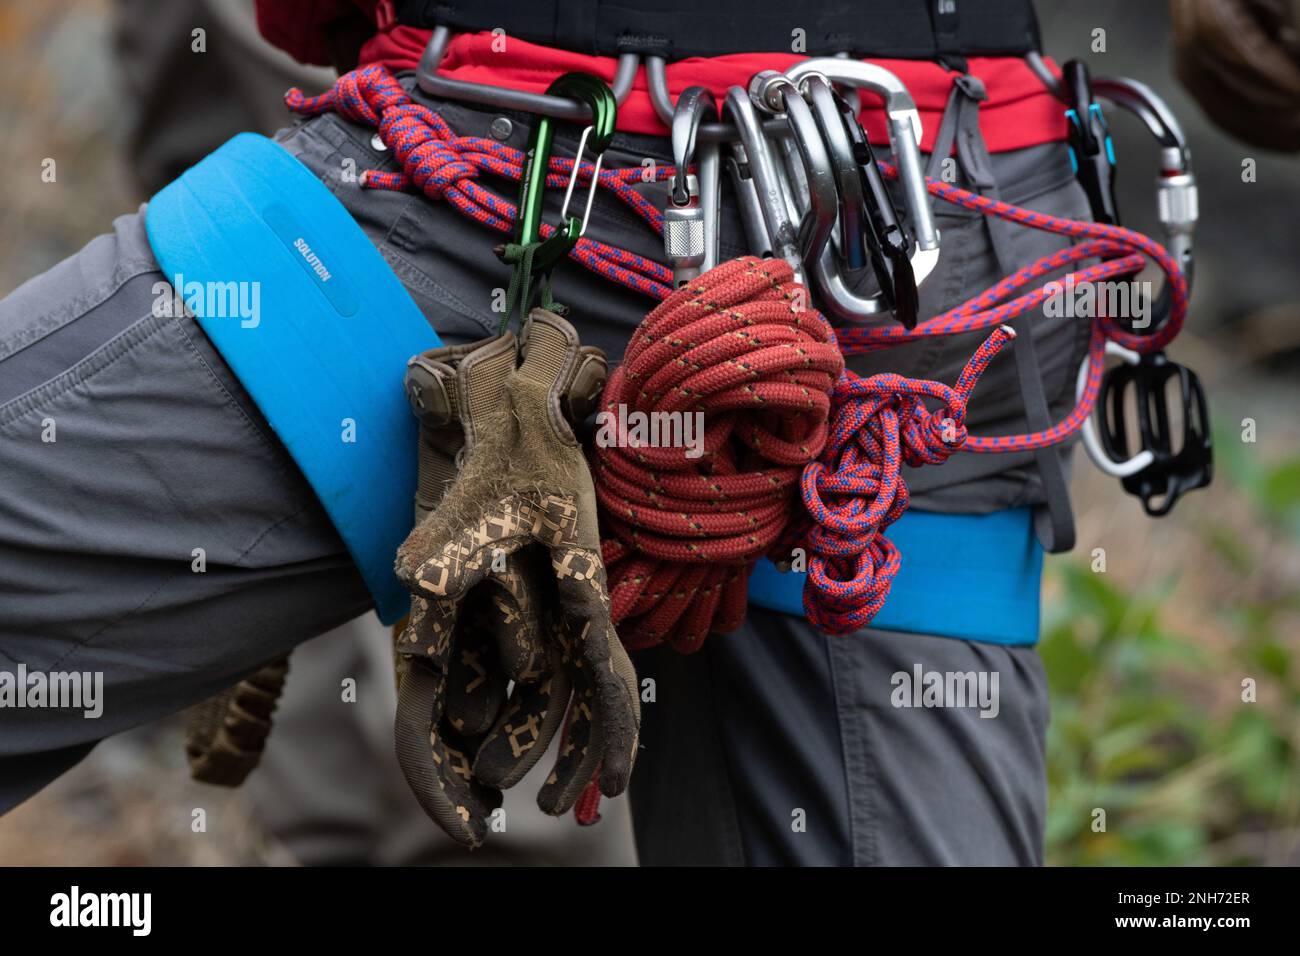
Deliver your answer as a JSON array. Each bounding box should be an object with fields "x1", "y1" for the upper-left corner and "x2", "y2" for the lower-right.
[{"x1": 258, "y1": 1, "x2": 1065, "y2": 153}]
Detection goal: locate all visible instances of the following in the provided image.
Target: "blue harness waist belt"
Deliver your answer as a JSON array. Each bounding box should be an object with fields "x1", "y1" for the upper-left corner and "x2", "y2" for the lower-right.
[
  {"x1": 748, "y1": 507, "x2": 1043, "y2": 645},
  {"x1": 146, "y1": 133, "x2": 441, "y2": 625}
]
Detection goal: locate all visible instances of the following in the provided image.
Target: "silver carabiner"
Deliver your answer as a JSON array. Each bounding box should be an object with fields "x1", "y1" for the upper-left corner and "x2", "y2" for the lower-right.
[
  {"x1": 1077, "y1": 341, "x2": 1156, "y2": 478},
  {"x1": 754, "y1": 72, "x2": 910, "y2": 326},
  {"x1": 747, "y1": 67, "x2": 928, "y2": 326},
  {"x1": 1091, "y1": 76, "x2": 1198, "y2": 288},
  {"x1": 723, "y1": 141, "x2": 774, "y2": 260},
  {"x1": 806, "y1": 75, "x2": 868, "y2": 271},
  {"x1": 557, "y1": 124, "x2": 606, "y2": 239},
  {"x1": 664, "y1": 87, "x2": 721, "y2": 286},
  {"x1": 783, "y1": 59, "x2": 941, "y2": 286},
  {"x1": 722, "y1": 85, "x2": 806, "y2": 283},
  {"x1": 747, "y1": 72, "x2": 838, "y2": 267}
]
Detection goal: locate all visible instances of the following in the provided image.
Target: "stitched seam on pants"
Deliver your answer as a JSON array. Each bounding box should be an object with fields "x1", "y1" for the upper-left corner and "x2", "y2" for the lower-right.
[
  {"x1": 0, "y1": 309, "x2": 170, "y2": 430},
  {"x1": 378, "y1": 187, "x2": 506, "y2": 336},
  {"x1": 166, "y1": 312, "x2": 298, "y2": 469},
  {"x1": 703, "y1": 643, "x2": 750, "y2": 866},
  {"x1": 828, "y1": 637, "x2": 878, "y2": 866},
  {"x1": 45, "y1": 501, "x2": 318, "y2": 672},
  {"x1": 0, "y1": 257, "x2": 159, "y2": 364},
  {"x1": 0, "y1": 309, "x2": 297, "y2": 485},
  {"x1": 381, "y1": 241, "x2": 499, "y2": 337}
]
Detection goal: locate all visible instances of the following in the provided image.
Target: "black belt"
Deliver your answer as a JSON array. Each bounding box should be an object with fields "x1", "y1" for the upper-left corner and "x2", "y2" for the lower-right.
[{"x1": 398, "y1": 0, "x2": 1041, "y2": 60}]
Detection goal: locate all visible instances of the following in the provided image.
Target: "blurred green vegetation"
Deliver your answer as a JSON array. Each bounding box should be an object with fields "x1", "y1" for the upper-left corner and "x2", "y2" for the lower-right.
[{"x1": 1043, "y1": 420, "x2": 1300, "y2": 865}]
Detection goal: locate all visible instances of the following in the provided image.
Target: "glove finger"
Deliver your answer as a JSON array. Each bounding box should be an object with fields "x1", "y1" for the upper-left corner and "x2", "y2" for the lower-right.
[
  {"x1": 444, "y1": 588, "x2": 508, "y2": 736},
  {"x1": 591, "y1": 634, "x2": 641, "y2": 796},
  {"x1": 394, "y1": 589, "x2": 459, "y2": 663},
  {"x1": 481, "y1": 546, "x2": 548, "y2": 684},
  {"x1": 534, "y1": 617, "x2": 603, "y2": 815},
  {"x1": 473, "y1": 645, "x2": 571, "y2": 790},
  {"x1": 443, "y1": 544, "x2": 548, "y2": 738},
  {"x1": 434, "y1": 719, "x2": 505, "y2": 838},
  {"x1": 550, "y1": 546, "x2": 641, "y2": 800},
  {"x1": 394, "y1": 598, "x2": 501, "y2": 848}
]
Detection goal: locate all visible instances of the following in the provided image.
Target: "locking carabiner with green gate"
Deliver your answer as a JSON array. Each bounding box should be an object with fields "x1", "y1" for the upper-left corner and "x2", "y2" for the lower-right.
[{"x1": 502, "y1": 72, "x2": 618, "y2": 329}]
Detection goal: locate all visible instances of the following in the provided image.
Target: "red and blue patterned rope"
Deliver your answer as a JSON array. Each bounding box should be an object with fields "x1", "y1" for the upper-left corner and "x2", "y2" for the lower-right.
[
  {"x1": 286, "y1": 65, "x2": 677, "y2": 299},
  {"x1": 801, "y1": 325, "x2": 1019, "y2": 632},
  {"x1": 800, "y1": 162, "x2": 1186, "y2": 632}
]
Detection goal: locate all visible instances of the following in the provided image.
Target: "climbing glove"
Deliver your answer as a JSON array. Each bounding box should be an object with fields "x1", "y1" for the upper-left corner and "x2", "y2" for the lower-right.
[
  {"x1": 395, "y1": 331, "x2": 539, "y2": 846},
  {"x1": 403, "y1": 333, "x2": 537, "y2": 721},
  {"x1": 394, "y1": 310, "x2": 639, "y2": 844}
]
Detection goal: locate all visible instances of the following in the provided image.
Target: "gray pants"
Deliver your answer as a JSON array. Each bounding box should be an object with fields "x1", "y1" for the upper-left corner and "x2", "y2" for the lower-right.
[{"x1": 0, "y1": 82, "x2": 1086, "y2": 864}]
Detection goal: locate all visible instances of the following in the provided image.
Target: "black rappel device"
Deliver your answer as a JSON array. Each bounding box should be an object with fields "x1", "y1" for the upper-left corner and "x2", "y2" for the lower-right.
[{"x1": 1097, "y1": 351, "x2": 1213, "y2": 516}]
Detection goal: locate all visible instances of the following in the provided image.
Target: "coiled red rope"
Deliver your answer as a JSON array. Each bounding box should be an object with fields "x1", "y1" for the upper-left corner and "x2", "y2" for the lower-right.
[{"x1": 594, "y1": 257, "x2": 844, "y2": 653}]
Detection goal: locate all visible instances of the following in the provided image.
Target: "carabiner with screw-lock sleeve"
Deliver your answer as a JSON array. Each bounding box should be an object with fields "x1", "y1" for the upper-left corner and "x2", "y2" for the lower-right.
[{"x1": 664, "y1": 86, "x2": 721, "y2": 287}]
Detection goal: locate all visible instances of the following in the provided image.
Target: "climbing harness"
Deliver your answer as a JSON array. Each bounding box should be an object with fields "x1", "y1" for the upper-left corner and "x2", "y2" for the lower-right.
[
  {"x1": 283, "y1": 39, "x2": 1212, "y2": 829},
  {"x1": 403, "y1": 1, "x2": 1045, "y2": 65},
  {"x1": 417, "y1": 24, "x2": 641, "y2": 127},
  {"x1": 287, "y1": 55, "x2": 1202, "y2": 640},
  {"x1": 147, "y1": 133, "x2": 442, "y2": 624}
]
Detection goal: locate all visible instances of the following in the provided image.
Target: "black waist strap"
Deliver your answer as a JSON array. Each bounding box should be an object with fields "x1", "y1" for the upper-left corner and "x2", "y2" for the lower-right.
[{"x1": 398, "y1": 0, "x2": 1041, "y2": 60}]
